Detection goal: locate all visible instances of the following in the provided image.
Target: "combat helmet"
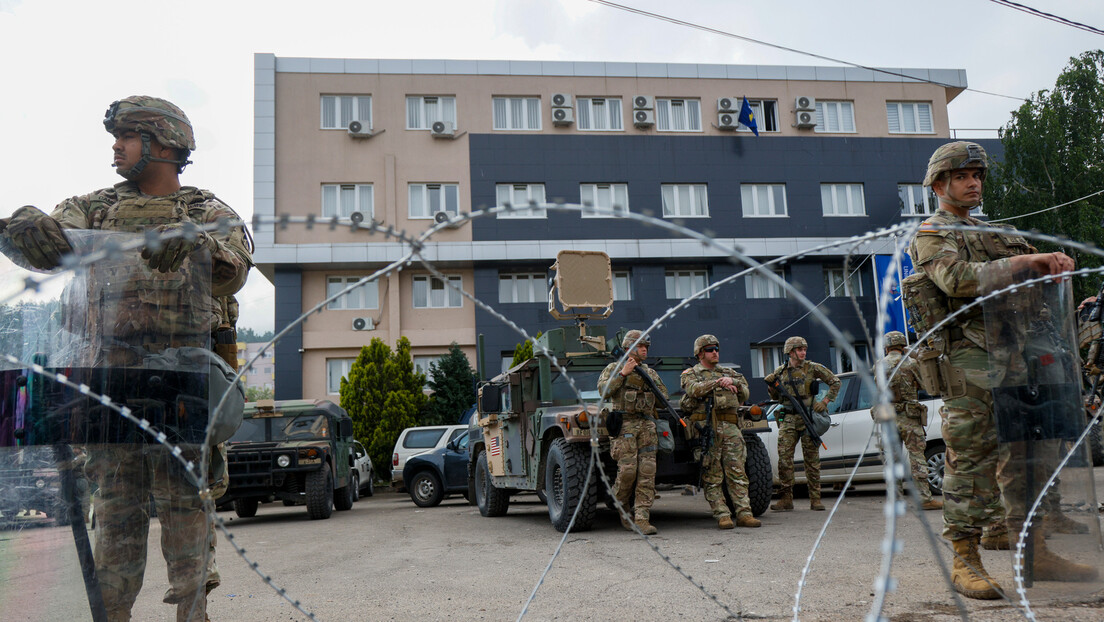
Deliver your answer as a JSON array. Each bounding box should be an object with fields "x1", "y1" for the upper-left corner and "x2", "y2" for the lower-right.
[
  {"x1": 694, "y1": 334, "x2": 719, "y2": 357},
  {"x1": 922, "y1": 141, "x2": 987, "y2": 187},
  {"x1": 104, "y1": 96, "x2": 195, "y2": 177},
  {"x1": 783, "y1": 336, "x2": 807, "y2": 355},
  {"x1": 884, "y1": 331, "x2": 907, "y2": 349},
  {"x1": 622, "y1": 329, "x2": 650, "y2": 349}
]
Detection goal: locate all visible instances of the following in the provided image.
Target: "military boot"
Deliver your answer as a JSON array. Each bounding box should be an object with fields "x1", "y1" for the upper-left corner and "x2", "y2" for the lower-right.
[
  {"x1": 175, "y1": 596, "x2": 206, "y2": 622},
  {"x1": 1031, "y1": 536, "x2": 1099, "y2": 582},
  {"x1": 771, "y1": 490, "x2": 793, "y2": 512},
  {"x1": 980, "y1": 531, "x2": 1010, "y2": 551},
  {"x1": 921, "y1": 498, "x2": 943, "y2": 511},
  {"x1": 620, "y1": 514, "x2": 634, "y2": 531},
  {"x1": 717, "y1": 515, "x2": 734, "y2": 529},
  {"x1": 634, "y1": 518, "x2": 658, "y2": 535},
  {"x1": 1044, "y1": 510, "x2": 1089, "y2": 535},
  {"x1": 736, "y1": 513, "x2": 762, "y2": 528},
  {"x1": 809, "y1": 498, "x2": 826, "y2": 511},
  {"x1": 951, "y1": 537, "x2": 1003, "y2": 600}
]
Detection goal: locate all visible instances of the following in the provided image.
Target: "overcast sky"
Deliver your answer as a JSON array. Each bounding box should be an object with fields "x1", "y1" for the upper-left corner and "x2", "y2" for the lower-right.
[{"x1": 2, "y1": 0, "x2": 1101, "y2": 332}]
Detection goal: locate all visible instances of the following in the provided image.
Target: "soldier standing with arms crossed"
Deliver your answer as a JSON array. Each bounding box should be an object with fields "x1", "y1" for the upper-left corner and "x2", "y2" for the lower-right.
[
  {"x1": 681, "y1": 334, "x2": 761, "y2": 529},
  {"x1": 598, "y1": 330, "x2": 667, "y2": 535},
  {"x1": 764, "y1": 336, "x2": 840, "y2": 512}
]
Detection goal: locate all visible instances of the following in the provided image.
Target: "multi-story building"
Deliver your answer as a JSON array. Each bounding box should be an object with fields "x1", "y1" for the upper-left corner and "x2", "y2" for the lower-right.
[
  {"x1": 253, "y1": 53, "x2": 998, "y2": 401},
  {"x1": 237, "y1": 341, "x2": 275, "y2": 393}
]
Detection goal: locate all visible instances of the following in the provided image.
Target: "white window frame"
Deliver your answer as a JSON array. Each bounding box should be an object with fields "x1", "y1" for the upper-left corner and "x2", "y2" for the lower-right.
[
  {"x1": 326, "y1": 358, "x2": 355, "y2": 395},
  {"x1": 740, "y1": 184, "x2": 788, "y2": 217},
  {"x1": 661, "y1": 184, "x2": 709, "y2": 218},
  {"x1": 613, "y1": 270, "x2": 632, "y2": 301},
  {"x1": 414, "y1": 355, "x2": 444, "y2": 384},
  {"x1": 814, "y1": 101, "x2": 856, "y2": 133},
  {"x1": 577, "y1": 97, "x2": 623, "y2": 131},
  {"x1": 498, "y1": 273, "x2": 549, "y2": 304},
  {"x1": 824, "y1": 267, "x2": 864, "y2": 298},
  {"x1": 745, "y1": 268, "x2": 787, "y2": 299},
  {"x1": 321, "y1": 183, "x2": 373, "y2": 219},
  {"x1": 409, "y1": 183, "x2": 460, "y2": 219},
  {"x1": 898, "y1": 184, "x2": 938, "y2": 216},
  {"x1": 326, "y1": 276, "x2": 380, "y2": 310},
  {"x1": 406, "y1": 95, "x2": 457, "y2": 130},
  {"x1": 829, "y1": 343, "x2": 869, "y2": 374},
  {"x1": 496, "y1": 183, "x2": 547, "y2": 219},
  {"x1": 321, "y1": 95, "x2": 372, "y2": 130},
  {"x1": 737, "y1": 99, "x2": 779, "y2": 133},
  {"x1": 656, "y1": 98, "x2": 702, "y2": 132},
  {"x1": 821, "y1": 183, "x2": 866, "y2": 217},
  {"x1": 749, "y1": 345, "x2": 784, "y2": 377},
  {"x1": 412, "y1": 275, "x2": 463, "y2": 309},
  {"x1": 886, "y1": 102, "x2": 933, "y2": 134},
  {"x1": 493, "y1": 96, "x2": 541, "y2": 131},
  {"x1": 580, "y1": 183, "x2": 630, "y2": 218},
  {"x1": 665, "y1": 269, "x2": 709, "y2": 300}
]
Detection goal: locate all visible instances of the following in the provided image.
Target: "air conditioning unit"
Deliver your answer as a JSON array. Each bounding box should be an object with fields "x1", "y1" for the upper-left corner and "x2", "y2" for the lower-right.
[
  {"x1": 433, "y1": 210, "x2": 462, "y2": 229},
  {"x1": 352, "y1": 317, "x2": 375, "y2": 331},
  {"x1": 633, "y1": 109, "x2": 655, "y2": 128},
  {"x1": 551, "y1": 93, "x2": 573, "y2": 108},
  {"x1": 552, "y1": 107, "x2": 574, "y2": 125},
  {"x1": 717, "y1": 97, "x2": 737, "y2": 112},
  {"x1": 795, "y1": 96, "x2": 816, "y2": 111},
  {"x1": 632, "y1": 95, "x2": 654, "y2": 110},
  {"x1": 431, "y1": 121, "x2": 455, "y2": 138},
  {"x1": 717, "y1": 112, "x2": 738, "y2": 130},
  {"x1": 347, "y1": 120, "x2": 373, "y2": 138},
  {"x1": 795, "y1": 109, "x2": 817, "y2": 128}
]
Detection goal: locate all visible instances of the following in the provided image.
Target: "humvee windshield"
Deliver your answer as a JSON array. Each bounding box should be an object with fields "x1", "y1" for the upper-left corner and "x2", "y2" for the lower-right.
[{"x1": 231, "y1": 413, "x2": 331, "y2": 443}]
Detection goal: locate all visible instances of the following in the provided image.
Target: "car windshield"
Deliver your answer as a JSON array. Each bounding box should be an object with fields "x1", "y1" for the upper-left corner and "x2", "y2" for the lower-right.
[{"x1": 230, "y1": 414, "x2": 330, "y2": 442}]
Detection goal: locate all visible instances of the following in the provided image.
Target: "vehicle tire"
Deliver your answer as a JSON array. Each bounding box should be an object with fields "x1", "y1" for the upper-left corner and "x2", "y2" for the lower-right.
[
  {"x1": 351, "y1": 473, "x2": 360, "y2": 502},
  {"x1": 364, "y1": 471, "x2": 375, "y2": 497},
  {"x1": 334, "y1": 472, "x2": 355, "y2": 512},
  {"x1": 545, "y1": 438, "x2": 597, "y2": 532},
  {"x1": 233, "y1": 498, "x2": 259, "y2": 518},
  {"x1": 306, "y1": 468, "x2": 334, "y2": 520},
  {"x1": 925, "y1": 443, "x2": 946, "y2": 496},
  {"x1": 743, "y1": 433, "x2": 773, "y2": 517},
  {"x1": 475, "y1": 451, "x2": 510, "y2": 517},
  {"x1": 466, "y1": 471, "x2": 477, "y2": 506},
  {"x1": 1090, "y1": 419, "x2": 1104, "y2": 467},
  {"x1": 409, "y1": 471, "x2": 444, "y2": 508},
  {"x1": 536, "y1": 489, "x2": 548, "y2": 505}
]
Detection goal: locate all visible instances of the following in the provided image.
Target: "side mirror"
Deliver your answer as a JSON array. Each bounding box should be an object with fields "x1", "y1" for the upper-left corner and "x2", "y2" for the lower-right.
[
  {"x1": 480, "y1": 384, "x2": 502, "y2": 414},
  {"x1": 340, "y1": 418, "x2": 354, "y2": 439}
]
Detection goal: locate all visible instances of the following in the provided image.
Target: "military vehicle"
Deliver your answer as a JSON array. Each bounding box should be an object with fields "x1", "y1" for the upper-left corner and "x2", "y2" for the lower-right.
[
  {"x1": 225, "y1": 399, "x2": 357, "y2": 520},
  {"x1": 469, "y1": 250, "x2": 773, "y2": 532}
]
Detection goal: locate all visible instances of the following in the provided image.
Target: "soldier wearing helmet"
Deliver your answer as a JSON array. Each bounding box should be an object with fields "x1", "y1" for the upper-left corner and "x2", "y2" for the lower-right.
[
  {"x1": 907, "y1": 141, "x2": 1092, "y2": 600},
  {"x1": 763, "y1": 336, "x2": 839, "y2": 512},
  {"x1": 598, "y1": 329, "x2": 668, "y2": 535},
  {"x1": 876, "y1": 331, "x2": 941, "y2": 511},
  {"x1": 680, "y1": 335, "x2": 759, "y2": 529},
  {"x1": 0, "y1": 96, "x2": 252, "y2": 620}
]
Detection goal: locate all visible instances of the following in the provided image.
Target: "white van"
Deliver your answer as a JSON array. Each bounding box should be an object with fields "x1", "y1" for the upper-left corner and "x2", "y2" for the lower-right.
[{"x1": 391, "y1": 424, "x2": 468, "y2": 489}]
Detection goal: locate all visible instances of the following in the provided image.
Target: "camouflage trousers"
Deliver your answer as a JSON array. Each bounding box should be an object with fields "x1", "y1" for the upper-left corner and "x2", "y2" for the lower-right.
[
  {"x1": 876, "y1": 414, "x2": 933, "y2": 503},
  {"x1": 702, "y1": 420, "x2": 750, "y2": 518},
  {"x1": 86, "y1": 444, "x2": 210, "y2": 621},
  {"x1": 610, "y1": 416, "x2": 658, "y2": 521},
  {"x1": 776, "y1": 414, "x2": 821, "y2": 499}
]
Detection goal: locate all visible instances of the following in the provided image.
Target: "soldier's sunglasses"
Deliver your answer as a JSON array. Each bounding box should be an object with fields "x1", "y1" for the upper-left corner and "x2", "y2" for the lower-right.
[{"x1": 702, "y1": 346, "x2": 720, "y2": 353}]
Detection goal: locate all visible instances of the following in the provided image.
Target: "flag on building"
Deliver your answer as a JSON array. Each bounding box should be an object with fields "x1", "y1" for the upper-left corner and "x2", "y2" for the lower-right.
[{"x1": 739, "y1": 97, "x2": 759, "y2": 137}]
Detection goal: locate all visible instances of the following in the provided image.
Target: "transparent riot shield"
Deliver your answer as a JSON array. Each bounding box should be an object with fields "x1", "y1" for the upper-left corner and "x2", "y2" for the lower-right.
[
  {"x1": 984, "y1": 277, "x2": 1103, "y2": 595},
  {"x1": 0, "y1": 230, "x2": 219, "y2": 621}
]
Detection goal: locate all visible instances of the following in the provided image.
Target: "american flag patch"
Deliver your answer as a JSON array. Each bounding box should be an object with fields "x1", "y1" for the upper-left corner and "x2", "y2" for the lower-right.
[{"x1": 489, "y1": 436, "x2": 502, "y2": 457}]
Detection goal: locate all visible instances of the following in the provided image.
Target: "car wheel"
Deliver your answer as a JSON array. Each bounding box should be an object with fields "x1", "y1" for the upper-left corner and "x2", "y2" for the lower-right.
[
  {"x1": 536, "y1": 489, "x2": 547, "y2": 504},
  {"x1": 544, "y1": 437, "x2": 597, "y2": 532},
  {"x1": 306, "y1": 468, "x2": 334, "y2": 520},
  {"x1": 742, "y1": 433, "x2": 773, "y2": 517},
  {"x1": 1089, "y1": 419, "x2": 1104, "y2": 467},
  {"x1": 409, "y1": 471, "x2": 444, "y2": 508},
  {"x1": 925, "y1": 443, "x2": 946, "y2": 496},
  {"x1": 475, "y1": 451, "x2": 510, "y2": 517},
  {"x1": 233, "y1": 498, "x2": 259, "y2": 518},
  {"x1": 351, "y1": 473, "x2": 360, "y2": 502},
  {"x1": 364, "y1": 471, "x2": 375, "y2": 497}
]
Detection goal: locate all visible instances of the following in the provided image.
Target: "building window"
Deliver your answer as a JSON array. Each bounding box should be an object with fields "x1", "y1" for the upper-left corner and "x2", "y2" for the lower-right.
[
  {"x1": 829, "y1": 343, "x2": 869, "y2": 374},
  {"x1": 665, "y1": 269, "x2": 709, "y2": 299},
  {"x1": 406, "y1": 95, "x2": 457, "y2": 130},
  {"x1": 661, "y1": 184, "x2": 709, "y2": 218},
  {"x1": 814, "y1": 101, "x2": 855, "y2": 133},
  {"x1": 327, "y1": 276, "x2": 379, "y2": 310},
  {"x1": 499, "y1": 273, "x2": 548, "y2": 304},
  {"x1": 580, "y1": 183, "x2": 629, "y2": 217},
  {"x1": 740, "y1": 184, "x2": 787, "y2": 217},
  {"x1": 821, "y1": 183, "x2": 866, "y2": 216},
  {"x1": 746, "y1": 269, "x2": 786, "y2": 299},
  {"x1": 656, "y1": 98, "x2": 702, "y2": 131},
  {"x1": 322, "y1": 184, "x2": 373, "y2": 219},
  {"x1": 493, "y1": 97, "x2": 541, "y2": 130},
  {"x1": 898, "y1": 184, "x2": 938, "y2": 216},
  {"x1": 823, "y1": 267, "x2": 864, "y2": 297},
  {"x1": 321, "y1": 95, "x2": 372, "y2": 130},
  {"x1": 500, "y1": 355, "x2": 515, "y2": 375},
  {"x1": 413, "y1": 355, "x2": 444, "y2": 384},
  {"x1": 750, "y1": 345, "x2": 783, "y2": 377},
  {"x1": 496, "y1": 183, "x2": 546, "y2": 219},
  {"x1": 613, "y1": 271, "x2": 632, "y2": 301},
  {"x1": 886, "y1": 102, "x2": 933, "y2": 134},
  {"x1": 413, "y1": 275, "x2": 462, "y2": 309},
  {"x1": 738, "y1": 100, "x2": 779, "y2": 132},
  {"x1": 577, "y1": 98, "x2": 623, "y2": 130},
  {"x1": 326, "y1": 358, "x2": 355, "y2": 395},
  {"x1": 409, "y1": 183, "x2": 459, "y2": 219}
]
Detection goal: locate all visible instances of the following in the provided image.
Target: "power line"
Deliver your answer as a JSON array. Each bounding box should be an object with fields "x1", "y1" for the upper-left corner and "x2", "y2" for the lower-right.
[
  {"x1": 987, "y1": 188, "x2": 1104, "y2": 223},
  {"x1": 987, "y1": 0, "x2": 1104, "y2": 37}
]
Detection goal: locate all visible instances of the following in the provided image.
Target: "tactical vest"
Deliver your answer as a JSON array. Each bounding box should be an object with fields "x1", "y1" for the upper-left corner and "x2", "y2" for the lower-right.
[
  {"x1": 608, "y1": 366, "x2": 658, "y2": 416},
  {"x1": 680, "y1": 365, "x2": 744, "y2": 415},
  {"x1": 772, "y1": 363, "x2": 818, "y2": 413}
]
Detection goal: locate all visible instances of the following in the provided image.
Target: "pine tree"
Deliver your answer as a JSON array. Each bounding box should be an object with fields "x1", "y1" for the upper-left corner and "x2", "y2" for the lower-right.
[
  {"x1": 424, "y1": 343, "x2": 477, "y2": 425},
  {"x1": 510, "y1": 331, "x2": 542, "y2": 368}
]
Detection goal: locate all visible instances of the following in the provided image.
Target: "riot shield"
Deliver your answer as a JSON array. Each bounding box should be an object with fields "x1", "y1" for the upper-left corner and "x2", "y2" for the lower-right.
[
  {"x1": 983, "y1": 277, "x2": 1103, "y2": 594},
  {"x1": 0, "y1": 230, "x2": 220, "y2": 621}
]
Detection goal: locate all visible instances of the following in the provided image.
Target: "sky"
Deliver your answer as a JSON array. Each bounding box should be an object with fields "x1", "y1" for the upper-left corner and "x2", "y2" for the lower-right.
[{"x1": 1, "y1": 0, "x2": 1102, "y2": 333}]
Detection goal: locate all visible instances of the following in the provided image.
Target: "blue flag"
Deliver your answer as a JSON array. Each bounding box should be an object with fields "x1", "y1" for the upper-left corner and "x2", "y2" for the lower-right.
[{"x1": 738, "y1": 97, "x2": 758, "y2": 136}]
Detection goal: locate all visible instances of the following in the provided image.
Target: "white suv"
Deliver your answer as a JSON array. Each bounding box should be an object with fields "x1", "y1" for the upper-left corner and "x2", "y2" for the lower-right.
[{"x1": 391, "y1": 425, "x2": 468, "y2": 490}]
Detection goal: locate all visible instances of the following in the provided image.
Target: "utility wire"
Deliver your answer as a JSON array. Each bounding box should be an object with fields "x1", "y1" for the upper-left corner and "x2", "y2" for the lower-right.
[
  {"x1": 987, "y1": 188, "x2": 1104, "y2": 223},
  {"x1": 987, "y1": 0, "x2": 1104, "y2": 37}
]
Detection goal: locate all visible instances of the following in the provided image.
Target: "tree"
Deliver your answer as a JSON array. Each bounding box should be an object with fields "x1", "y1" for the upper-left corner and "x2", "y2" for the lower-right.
[
  {"x1": 245, "y1": 386, "x2": 273, "y2": 402},
  {"x1": 510, "y1": 331, "x2": 542, "y2": 368},
  {"x1": 985, "y1": 50, "x2": 1104, "y2": 302},
  {"x1": 237, "y1": 327, "x2": 275, "y2": 343},
  {"x1": 423, "y1": 343, "x2": 477, "y2": 426},
  {"x1": 339, "y1": 336, "x2": 427, "y2": 478}
]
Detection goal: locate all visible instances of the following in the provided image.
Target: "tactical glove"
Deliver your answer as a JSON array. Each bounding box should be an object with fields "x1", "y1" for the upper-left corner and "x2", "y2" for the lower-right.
[
  {"x1": 0, "y1": 206, "x2": 73, "y2": 270},
  {"x1": 812, "y1": 399, "x2": 829, "y2": 413},
  {"x1": 141, "y1": 222, "x2": 216, "y2": 273}
]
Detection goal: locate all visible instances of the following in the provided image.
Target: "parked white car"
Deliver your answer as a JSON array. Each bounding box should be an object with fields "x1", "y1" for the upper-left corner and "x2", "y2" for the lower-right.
[
  {"x1": 352, "y1": 440, "x2": 374, "y2": 500},
  {"x1": 390, "y1": 424, "x2": 469, "y2": 490},
  {"x1": 763, "y1": 371, "x2": 945, "y2": 494}
]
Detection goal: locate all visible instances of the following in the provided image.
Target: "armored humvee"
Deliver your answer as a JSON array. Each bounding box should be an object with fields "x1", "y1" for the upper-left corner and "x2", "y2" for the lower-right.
[{"x1": 469, "y1": 251, "x2": 772, "y2": 532}]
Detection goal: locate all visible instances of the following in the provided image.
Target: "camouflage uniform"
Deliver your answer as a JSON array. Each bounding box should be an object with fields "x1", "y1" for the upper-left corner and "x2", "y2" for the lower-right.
[
  {"x1": 764, "y1": 359, "x2": 840, "y2": 504},
  {"x1": 878, "y1": 348, "x2": 934, "y2": 503},
  {"x1": 681, "y1": 362, "x2": 752, "y2": 521}
]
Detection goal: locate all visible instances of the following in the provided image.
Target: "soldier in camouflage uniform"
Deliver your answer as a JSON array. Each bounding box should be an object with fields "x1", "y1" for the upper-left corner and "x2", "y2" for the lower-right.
[
  {"x1": 0, "y1": 96, "x2": 252, "y2": 620},
  {"x1": 907, "y1": 141, "x2": 1094, "y2": 600},
  {"x1": 681, "y1": 335, "x2": 760, "y2": 529},
  {"x1": 764, "y1": 336, "x2": 840, "y2": 512},
  {"x1": 876, "y1": 331, "x2": 942, "y2": 511},
  {"x1": 598, "y1": 330, "x2": 668, "y2": 535}
]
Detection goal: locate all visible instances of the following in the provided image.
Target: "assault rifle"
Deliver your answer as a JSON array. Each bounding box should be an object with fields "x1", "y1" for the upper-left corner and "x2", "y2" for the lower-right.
[
  {"x1": 771, "y1": 376, "x2": 828, "y2": 449},
  {"x1": 695, "y1": 395, "x2": 715, "y2": 490},
  {"x1": 633, "y1": 367, "x2": 689, "y2": 431}
]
